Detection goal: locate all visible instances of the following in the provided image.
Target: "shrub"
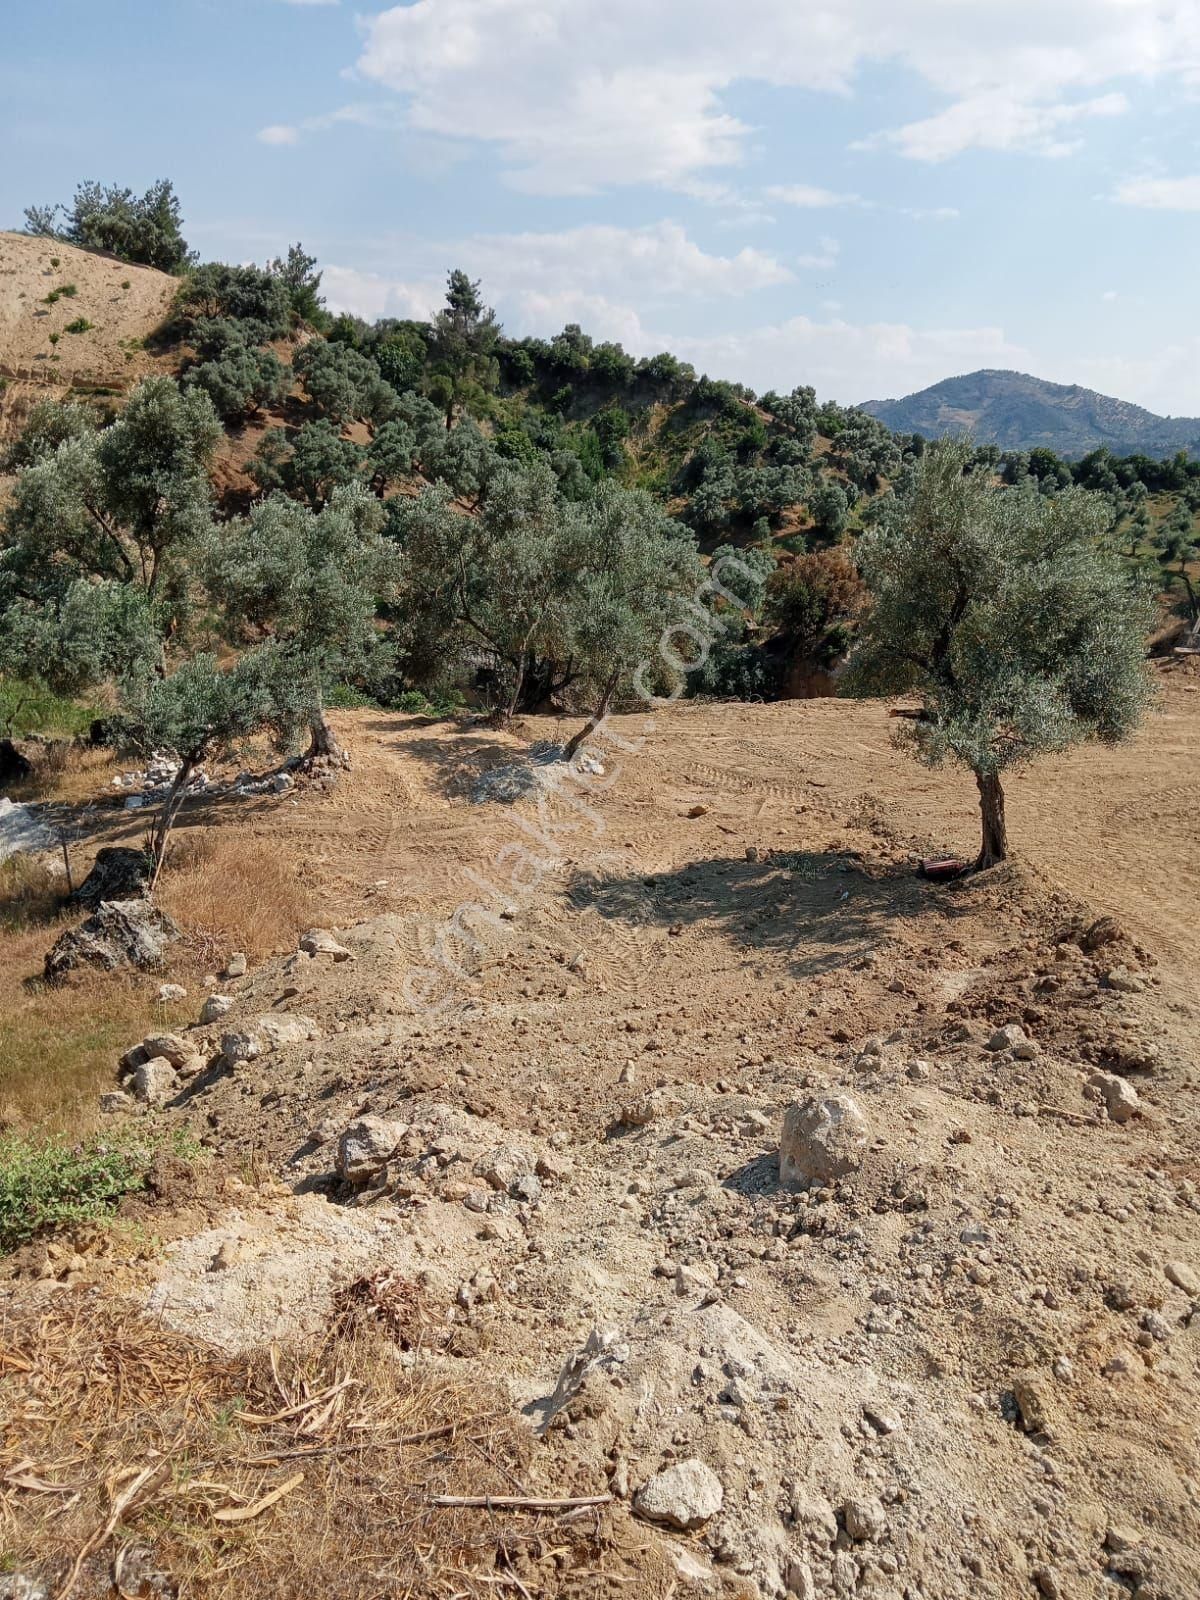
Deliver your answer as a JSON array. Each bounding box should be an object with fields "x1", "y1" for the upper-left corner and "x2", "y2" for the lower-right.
[
  {"x1": 0, "y1": 1131, "x2": 162, "y2": 1251},
  {"x1": 64, "y1": 317, "x2": 94, "y2": 335}
]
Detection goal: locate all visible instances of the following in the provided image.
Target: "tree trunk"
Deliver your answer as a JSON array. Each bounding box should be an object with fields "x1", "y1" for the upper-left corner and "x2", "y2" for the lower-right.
[
  {"x1": 149, "y1": 754, "x2": 196, "y2": 891},
  {"x1": 307, "y1": 710, "x2": 346, "y2": 763},
  {"x1": 974, "y1": 770, "x2": 1008, "y2": 870},
  {"x1": 563, "y1": 669, "x2": 620, "y2": 761}
]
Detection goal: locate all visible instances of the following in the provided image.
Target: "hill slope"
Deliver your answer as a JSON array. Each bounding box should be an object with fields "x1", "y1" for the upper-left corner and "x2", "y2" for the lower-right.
[
  {"x1": 861, "y1": 368, "x2": 1200, "y2": 458},
  {"x1": 0, "y1": 230, "x2": 175, "y2": 394}
]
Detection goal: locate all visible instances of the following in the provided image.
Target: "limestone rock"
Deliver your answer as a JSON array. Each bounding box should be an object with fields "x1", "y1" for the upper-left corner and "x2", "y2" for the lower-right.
[
  {"x1": 634, "y1": 1458, "x2": 724, "y2": 1530},
  {"x1": 69, "y1": 847, "x2": 150, "y2": 910},
  {"x1": 199, "y1": 994, "x2": 234, "y2": 1025},
  {"x1": 1165, "y1": 1260, "x2": 1200, "y2": 1297},
  {"x1": 133, "y1": 1057, "x2": 178, "y2": 1106},
  {"x1": 336, "y1": 1116, "x2": 407, "y2": 1183},
  {"x1": 99, "y1": 1091, "x2": 135, "y2": 1115},
  {"x1": 843, "y1": 1495, "x2": 886, "y2": 1541},
  {"x1": 139, "y1": 1033, "x2": 194, "y2": 1070},
  {"x1": 1090, "y1": 1071, "x2": 1140, "y2": 1124},
  {"x1": 780, "y1": 1094, "x2": 869, "y2": 1187},
  {"x1": 224, "y1": 951, "x2": 248, "y2": 979},
  {"x1": 157, "y1": 983, "x2": 188, "y2": 1003},
  {"x1": 475, "y1": 1143, "x2": 536, "y2": 1193},
  {"x1": 258, "y1": 1014, "x2": 318, "y2": 1051},
  {"x1": 987, "y1": 1023, "x2": 1029, "y2": 1053},
  {"x1": 221, "y1": 1030, "x2": 263, "y2": 1065},
  {"x1": 299, "y1": 928, "x2": 352, "y2": 961},
  {"x1": 45, "y1": 900, "x2": 179, "y2": 981}
]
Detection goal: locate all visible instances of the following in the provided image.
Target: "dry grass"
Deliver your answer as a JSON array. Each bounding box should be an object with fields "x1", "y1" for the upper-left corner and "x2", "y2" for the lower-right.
[
  {"x1": 0, "y1": 1290, "x2": 601, "y2": 1599},
  {"x1": 0, "y1": 826, "x2": 315, "y2": 1133}
]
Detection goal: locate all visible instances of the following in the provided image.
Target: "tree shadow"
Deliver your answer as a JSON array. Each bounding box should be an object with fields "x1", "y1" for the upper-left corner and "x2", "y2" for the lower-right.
[
  {"x1": 565, "y1": 849, "x2": 932, "y2": 981},
  {"x1": 356, "y1": 716, "x2": 552, "y2": 803}
]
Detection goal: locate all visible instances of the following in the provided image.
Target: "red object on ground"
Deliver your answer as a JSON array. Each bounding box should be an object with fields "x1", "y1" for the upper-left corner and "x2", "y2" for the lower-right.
[{"x1": 921, "y1": 857, "x2": 968, "y2": 882}]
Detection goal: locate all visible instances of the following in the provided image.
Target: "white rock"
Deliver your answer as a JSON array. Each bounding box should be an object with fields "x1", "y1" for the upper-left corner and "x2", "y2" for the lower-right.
[
  {"x1": 199, "y1": 994, "x2": 234, "y2": 1025},
  {"x1": 336, "y1": 1116, "x2": 407, "y2": 1183},
  {"x1": 1165, "y1": 1260, "x2": 1200, "y2": 1297},
  {"x1": 988, "y1": 1024, "x2": 1028, "y2": 1053},
  {"x1": 224, "y1": 951, "x2": 248, "y2": 978},
  {"x1": 634, "y1": 1458, "x2": 724, "y2": 1531},
  {"x1": 780, "y1": 1094, "x2": 869, "y2": 1186},
  {"x1": 132, "y1": 1057, "x2": 177, "y2": 1105},
  {"x1": 139, "y1": 1033, "x2": 194, "y2": 1070},
  {"x1": 843, "y1": 1495, "x2": 887, "y2": 1541},
  {"x1": 221, "y1": 1029, "x2": 263, "y2": 1065},
  {"x1": 1089, "y1": 1071, "x2": 1140, "y2": 1124},
  {"x1": 299, "y1": 928, "x2": 352, "y2": 962},
  {"x1": 474, "y1": 1143, "x2": 536, "y2": 1193},
  {"x1": 156, "y1": 983, "x2": 188, "y2": 1003},
  {"x1": 258, "y1": 1014, "x2": 318, "y2": 1051},
  {"x1": 99, "y1": 1091, "x2": 135, "y2": 1115}
]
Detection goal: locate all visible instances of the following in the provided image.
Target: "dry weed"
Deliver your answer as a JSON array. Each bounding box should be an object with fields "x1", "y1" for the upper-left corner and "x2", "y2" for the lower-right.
[
  {"x1": 0, "y1": 1292, "x2": 597, "y2": 1599},
  {"x1": 157, "y1": 833, "x2": 316, "y2": 965}
]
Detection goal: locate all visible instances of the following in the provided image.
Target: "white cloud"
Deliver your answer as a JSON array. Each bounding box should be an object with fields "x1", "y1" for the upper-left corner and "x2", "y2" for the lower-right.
[
  {"x1": 766, "y1": 184, "x2": 862, "y2": 208},
  {"x1": 1074, "y1": 342, "x2": 1200, "y2": 417},
  {"x1": 276, "y1": 0, "x2": 338, "y2": 6},
  {"x1": 1113, "y1": 173, "x2": 1200, "y2": 210},
  {"x1": 865, "y1": 89, "x2": 1129, "y2": 162},
  {"x1": 258, "y1": 123, "x2": 300, "y2": 145},
  {"x1": 350, "y1": 0, "x2": 1200, "y2": 191},
  {"x1": 322, "y1": 265, "x2": 443, "y2": 323},
  {"x1": 1102, "y1": 289, "x2": 1120, "y2": 302}
]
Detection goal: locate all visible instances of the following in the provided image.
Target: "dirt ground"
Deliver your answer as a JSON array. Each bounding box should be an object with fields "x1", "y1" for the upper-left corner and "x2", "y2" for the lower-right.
[{"x1": 4, "y1": 669, "x2": 1200, "y2": 1599}]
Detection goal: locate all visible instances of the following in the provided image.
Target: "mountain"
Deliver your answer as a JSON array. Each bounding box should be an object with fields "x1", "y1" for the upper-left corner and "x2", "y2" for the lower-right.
[{"x1": 860, "y1": 369, "x2": 1200, "y2": 459}]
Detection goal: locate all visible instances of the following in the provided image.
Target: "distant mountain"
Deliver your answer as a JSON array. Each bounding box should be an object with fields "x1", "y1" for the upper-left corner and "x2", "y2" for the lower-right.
[{"x1": 859, "y1": 369, "x2": 1200, "y2": 459}]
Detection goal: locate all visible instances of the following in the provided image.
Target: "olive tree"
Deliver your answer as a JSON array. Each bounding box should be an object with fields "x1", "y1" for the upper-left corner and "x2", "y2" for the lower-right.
[
  {"x1": 844, "y1": 440, "x2": 1154, "y2": 869},
  {"x1": 208, "y1": 482, "x2": 401, "y2": 761}
]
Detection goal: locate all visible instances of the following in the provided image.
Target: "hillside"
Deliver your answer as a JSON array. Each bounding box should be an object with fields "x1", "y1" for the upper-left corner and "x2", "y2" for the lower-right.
[{"x1": 861, "y1": 369, "x2": 1200, "y2": 459}]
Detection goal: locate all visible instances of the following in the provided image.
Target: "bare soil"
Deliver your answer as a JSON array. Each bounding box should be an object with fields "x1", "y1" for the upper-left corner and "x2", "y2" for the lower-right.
[{"x1": 4, "y1": 673, "x2": 1200, "y2": 1598}]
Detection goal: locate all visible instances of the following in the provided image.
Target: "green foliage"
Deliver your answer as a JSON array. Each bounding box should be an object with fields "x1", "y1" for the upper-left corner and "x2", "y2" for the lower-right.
[
  {"x1": 0, "y1": 1130, "x2": 163, "y2": 1252},
  {"x1": 25, "y1": 179, "x2": 193, "y2": 272},
  {"x1": 267, "y1": 242, "x2": 326, "y2": 327},
  {"x1": 293, "y1": 339, "x2": 396, "y2": 426},
  {"x1": 2, "y1": 399, "x2": 96, "y2": 472},
  {"x1": 0, "y1": 676, "x2": 98, "y2": 739},
  {"x1": 41, "y1": 283, "x2": 77, "y2": 305},
  {"x1": 846, "y1": 439, "x2": 1154, "y2": 783},
  {"x1": 182, "y1": 321, "x2": 288, "y2": 421},
  {"x1": 63, "y1": 317, "x2": 94, "y2": 335},
  {"x1": 426, "y1": 269, "x2": 501, "y2": 427},
  {"x1": 375, "y1": 329, "x2": 427, "y2": 394},
  {"x1": 253, "y1": 420, "x2": 363, "y2": 510},
  {"x1": 176, "y1": 263, "x2": 291, "y2": 340}
]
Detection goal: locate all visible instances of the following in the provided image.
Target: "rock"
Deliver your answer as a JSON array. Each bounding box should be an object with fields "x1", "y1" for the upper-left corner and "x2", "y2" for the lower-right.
[
  {"x1": 1106, "y1": 966, "x2": 1144, "y2": 995},
  {"x1": 987, "y1": 1024, "x2": 1028, "y2": 1053},
  {"x1": 785, "y1": 1559, "x2": 817, "y2": 1599},
  {"x1": 1013, "y1": 1374, "x2": 1051, "y2": 1433},
  {"x1": 0, "y1": 739, "x2": 33, "y2": 783},
  {"x1": 132, "y1": 1057, "x2": 177, "y2": 1105},
  {"x1": 199, "y1": 994, "x2": 234, "y2": 1025},
  {"x1": 780, "y1": 1094, "x2": 869, "y2": 1187},
  {"x1": 1164, "y1": 1260, "x2": 1200, "y2": 1297},
  {"x1": 299, "y1": 928, "x2": 352, "y2": 961},
  {"x1": 224, "y1": 951, "x2": 248, "y2": 978},
  {"x1": 842, "y1": 1496, "x2": 886, "y2": 1541},
  {"x1": 220, "y1": 1030, "x2": 263, "y2": 1065},
  {"x1": 511, "y1": 1173, "x2": 542, "y2": 1204},
  {"x1": 475, "y1": 1143, "x2": 536, "y2": 1193},
  {"x1": 686, "y1": 804, "x2": 709, "y2": 819},
  {"x1": 69, "y1": 847, "x2": 151, "y2": 910},
  {"x1": 1090, "y1": 1071, "x2": 1140, "y2": 1124},
  {"x1": 1081, "y1": 916, "x2": 1123, "y2": 953},
  {"x1": 633, "y1": 1458, "x2": 724, "y2": 1530},
  {"x1": 156, "y1": 983, "x2": 187, "y2": 1003},
  {"x1": 45, "y1": 900, "x2": 180, "y2": 981},
  {"x1": 139, "y1": 1033, "x2": 193, "y2": 1070},
  {"x1": 0, "y1": 796, "x2": 56, "y2": 866},
  {"x1": 272, "y1": 772, "x2": 294, "y2": 794},
  {"x1": 336, "y1": 1116, "x2": 407, "y2": 1183},
  {"x1": 258, "y1": 1014, "x2": 318, "y2": 1051},
  {"x1": 309, "y1": 1116, "x2": 340, "y2": 1145},
  {"x1": 99, "y1": 1091, "x2": 134, "y2": 1115},
  {"x1": 676, "y1": 1262, "x2": 716, "y2": 1298}
]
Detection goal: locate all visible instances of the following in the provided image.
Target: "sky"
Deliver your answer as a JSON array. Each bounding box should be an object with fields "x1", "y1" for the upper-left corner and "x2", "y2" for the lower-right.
[{"x1": 4, "y1": 0, "x2": 1200, "y2": 413}]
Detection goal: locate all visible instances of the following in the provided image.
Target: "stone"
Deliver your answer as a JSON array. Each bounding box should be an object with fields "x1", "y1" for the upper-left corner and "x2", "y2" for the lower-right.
[
  {"x1": 45, "y1": 900, "x2": 180, "y2": 981},
  {"x1": 633, "y1": 1459, "x2": 724, "y2": 1531},
  {"x1": 299, "y1": 928, "x2": 352, "y2": 961},
  {"x1": 69, "y1": 847, "x2": 151, "y2": 910},
  {"x1": 220, "y1": 1030, "x2": 263, "y2": 1065},
  {"x1": 132, "y1": 1057, "x2": 177, "y2": 1106},
  {"x1": 272, "y1": 772, "x2": 294, "y2": 794},
  {"x1": 336, "y1": 1116, "x2": 407, "y2": 1183},
  {"x1": 99, "y1": 1091, "x2": 134, "y2": 1115},
  {"x1": 1090, "y1": 1071, "x2": 1140, "y2": 1124},
  {"x1": 139, "y1": 1033, "x2": 193, "y2": 1070},
  {"x1": 785, "y1": 1559, "x2": 817, "y2": 1599},
  {"x1": 1165, "y1": 1260, "x2": 1200, "y2": 1297},
  {"x1": 511, "y1": 1173, "x2": 542, "y2": 1204},
  {"x1": 156, "y1": 983, "x2": 187, "y2": 1003},
  {"x1": 199, "y1": 994, "x2": 234, "y2": 1025},
  {"x1": 475, "y1": 1143, "x2": 536, "y2": 1193},
  {"x1": 842, "y1": 1496, "x2": 886, "y2": 1541},
  {"x1": 987, "y1": 1024, "x2": 1028, "y2": 1053},
  {"x1": 676, "y1": 1262, "x2": 716, "y2": 1298},
  {"x1": 224, "y1": 951, "x2": 248, "y2": 978},
  {"x1": 1013, "y1": 1374, "x2": 1051, "y2": 1433},
  {"x1": 0, "y1": 797, "x2": 55, "y2": 865},
  {"x1": 258, "y1": 1014, "x2": 318, "y2": 1051},
  {"x1": 780, "y1": 1094, "x2": 869, "y2": 1187}
]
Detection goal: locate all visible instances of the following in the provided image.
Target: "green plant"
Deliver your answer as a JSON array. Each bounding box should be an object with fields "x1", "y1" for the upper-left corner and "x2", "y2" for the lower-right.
[
  {"x1": 49, "y1": 256, "x2": 60, "y2": 269},
  {"x1": 42, "y1": 283, "x2": 77, "y2": 305},
  {"x1": 0, "y1": 676, "x2": 97, "y2": 738},
  {"x1": 0, "y1": 1131, "x2": 155, "y2": 1251},
  {"x1": 64, "y1": 316, "x2": 94, "y2": 334},
  {"x1": 121, "y1": 278, "x2": 131, "y2": 289},
  {"x1": 47, "y1": 332, "x2": 59, "y2": 346}
]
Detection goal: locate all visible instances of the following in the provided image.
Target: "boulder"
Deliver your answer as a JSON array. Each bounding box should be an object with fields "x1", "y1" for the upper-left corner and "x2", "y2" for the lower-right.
[
  {"x1": 132, "y1": 1057, "x2": 177, "y2": 1105},
  {"x1": 157, "y1": 983, "x2": 188, "y2": 1003},
  {"x1": 69, "y1": 847, "x2": 151, "y2": 910},
  {"x1": 474, "y1": 1143, "x2": 536, "y2": 1193},
  {"x1": 139, "y1": 1033, "x2": 193, "y2": 1070},
  {"x1": 220, "y1": 1030, "x2": 263, "y2": 1065},
  {"x1": 45, "y1": 900, "x2": 179, "y2": 981},
  {"x1": 987, "y1": 1023, "x2": 1028, "y2": 1053},
  {"x1": 336, "y1": 1116, "x2": 408, "y2": 1184},
  {"x1": 634, "y1": 1459, "x2": 724, "y2": 1531},
  {"x1": 843, "y1": 1495, "x2": 887, "y2": 1541},
  {"x1": 0, "y1": 797, "x2": 56, "y2": 865},
  {"x1": 223, "y1": 952, "x2": 248, "y2": 979},
  {"x1": 99, "y1": 1091, "x2": 135, "y2": 1115},
  {"x1": 780, "y1": 1094, "x2": 869, "y2": 1187}
]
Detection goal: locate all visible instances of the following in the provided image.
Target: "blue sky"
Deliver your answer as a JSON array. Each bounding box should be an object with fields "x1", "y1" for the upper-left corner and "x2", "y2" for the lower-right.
[{"x1": 4, "y1": 0, "x2": 1200, "y2": 412}]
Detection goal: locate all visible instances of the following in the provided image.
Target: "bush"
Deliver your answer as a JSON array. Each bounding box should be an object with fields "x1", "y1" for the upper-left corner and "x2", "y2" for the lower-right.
[
  {"x1": 0, "y1": 1132, "x2": 164, "y2": 1251},
  {"x1": 25, "y1": 179, "x2": 193, "y2": 273},
  {"x1": 64, "y1": 317, "x2": 94, "y2": 335}
]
